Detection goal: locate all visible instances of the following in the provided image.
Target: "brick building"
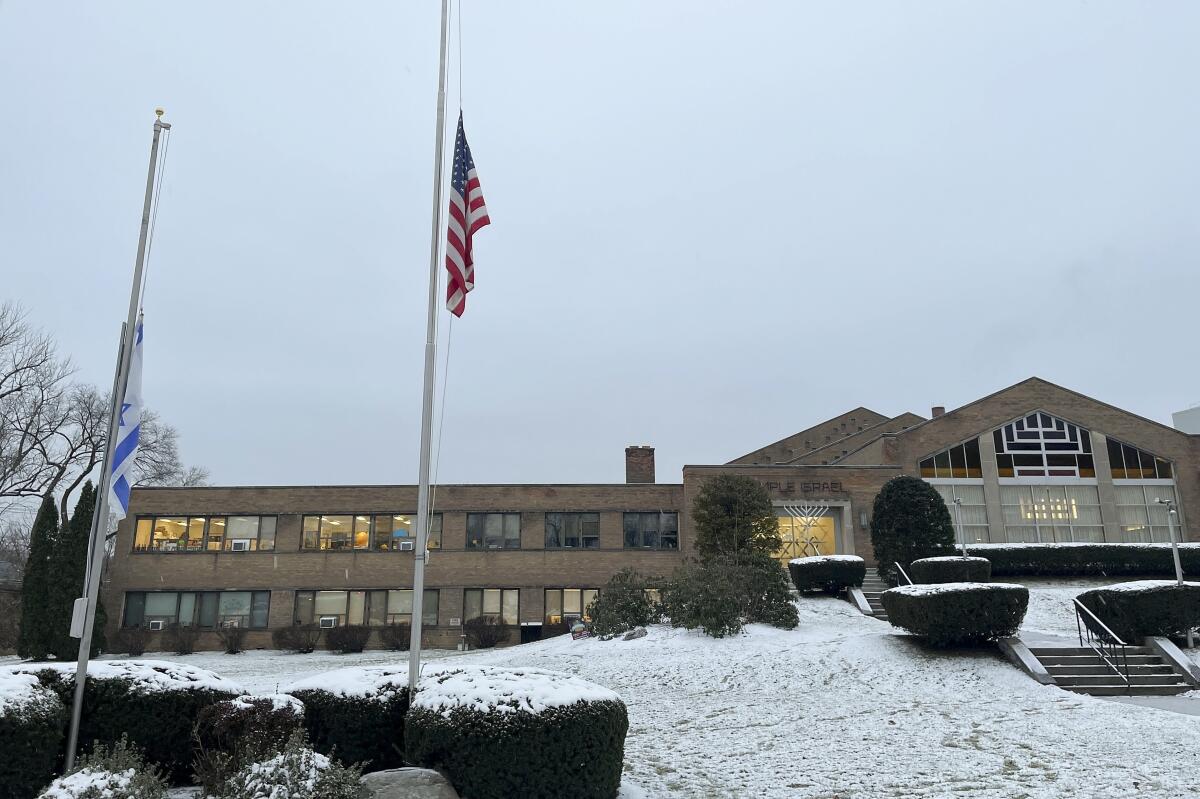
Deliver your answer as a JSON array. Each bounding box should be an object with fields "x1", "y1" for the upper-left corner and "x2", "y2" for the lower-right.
[{"x1": 105, "y1": 377, "x2": 1199, "y2": 649}]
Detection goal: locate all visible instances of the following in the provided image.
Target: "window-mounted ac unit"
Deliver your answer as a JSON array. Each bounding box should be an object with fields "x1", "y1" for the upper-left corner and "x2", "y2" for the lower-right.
[
  {"x1": 319, "y1": 617, "x2": 338, "y2": 629},
  {"x1": 229, "y1": 539, "x2": 250, "y2": 552},
  {"x1": 148, "y1": 620, "x2": 165, "y2": 631},
  {"x1": 398, "y1": 540, "x2": 415, "y2": 551}
]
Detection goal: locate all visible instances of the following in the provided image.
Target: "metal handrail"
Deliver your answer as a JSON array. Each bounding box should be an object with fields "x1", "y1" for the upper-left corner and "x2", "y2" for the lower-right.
[
  {"x1": 894, "y1": 562, "x2": 914, "y2": 586},
  {"x1": 1073, "y1": 598, "x2": 1131, "y2": 691}
]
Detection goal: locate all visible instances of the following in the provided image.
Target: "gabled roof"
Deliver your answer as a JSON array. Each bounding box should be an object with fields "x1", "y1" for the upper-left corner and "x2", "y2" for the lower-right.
[
  {"x1": 726, "y1": 407, "x2": 890, "y2": 465},
  {"x1": 788, "y1": 412, "x2": 928, "y2": 465}
]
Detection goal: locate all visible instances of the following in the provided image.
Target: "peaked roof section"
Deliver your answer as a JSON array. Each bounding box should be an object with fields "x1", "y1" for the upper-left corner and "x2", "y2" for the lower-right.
[
  {"x1": 727, "y1": 407, "x2": 890, "y2": 465},
  {"x1": 790, "y1": 412, "x2": 928, "y2": 465}
]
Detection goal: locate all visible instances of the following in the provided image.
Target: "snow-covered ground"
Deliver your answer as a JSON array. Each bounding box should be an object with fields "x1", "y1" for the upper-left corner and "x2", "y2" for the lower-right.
[{"x1": 7, "y1": 583, "x2": 1200, "y2": 798}]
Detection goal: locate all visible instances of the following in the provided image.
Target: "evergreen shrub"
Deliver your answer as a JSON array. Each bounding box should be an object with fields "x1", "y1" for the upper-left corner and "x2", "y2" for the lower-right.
[
  {"x1": 406, "y1": 666, "x2": 628, "y2": 799},
  {"x1": 192, "y1": 694, "x2": 305, "y2": 794},
  {"x1": 870, "y1": 476, "x2": 956, "y2": 585},
  {"x1": 18, "y1": 494, "x2": 59, "y2": 660},
  {"x1": 908, "y1": 556, "x2": 991, "y2": 584},
  {"x1": 289, "y1": 667, "x2": 409, "y2": 771},
  {"x1": 1076, "y1": 581, "x2": 1200, "y2": 643},
  {"x1": 661, "y1": 553, "x2": 797, "y2": 638},
  {"x1": 0, "y1": 672, "x2": 65, "y2": 799},
  {"x1": 272, "y1": 624, "x2": 321, "y2": 654},
  {"x1": 788, "y1": 555, "x2": 866, "y2": 594},
  {"x1": 379, "y1": 622, "x2": 410, "y2": 651},
  {"x1": 37, "y1": 736, "x2": 167, "y2": 799},
  {"x1": 881, "y1": 583, "x2": 1028, "y2": 647},
  {"x1": 691, "y1": 474, "x2": 781, "y2": 559},
  {"x1": 325, "y1": 624, "x2": 371, "y2": 654},
  {"x1": 47, "y1": 483, "x2": 106, "y2": 660},
  {"x1": 587, "y1": 569, "x2": 656, "y2": 637},
  {"x1": 217, "y1": 729, "x2": 362, "y2": 799},
  {"x1": 966, "y1": 543, "x2": 1200, "y2": 577}
]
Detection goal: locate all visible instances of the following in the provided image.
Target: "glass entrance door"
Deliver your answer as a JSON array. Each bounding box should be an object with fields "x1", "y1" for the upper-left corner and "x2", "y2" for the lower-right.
[{"x1": 775, "y1": 505, "x2": 839, "y2": 566}]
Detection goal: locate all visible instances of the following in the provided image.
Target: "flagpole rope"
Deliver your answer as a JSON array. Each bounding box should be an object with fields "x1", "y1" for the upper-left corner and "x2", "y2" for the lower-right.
[{"x1": 140, "y1": 125, "x2": 172, "y2": 308}]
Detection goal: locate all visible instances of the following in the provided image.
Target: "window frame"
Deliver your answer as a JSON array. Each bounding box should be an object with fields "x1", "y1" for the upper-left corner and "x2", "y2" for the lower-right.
[
  {"x1": 121, "y1": 590, "x2": 270, "y2": 629},
  {"x1": 463, "y1": 587, "x2": 520, "y2": 625},
  {"x1": 622, "y1": 511, "x2": 679, "y2": 550},
  {"x1": 466, "y1": 512, "x2": 522, "y2": 550},
  {"x1": 292, "y1": 588, "x2": 439, "y2": 627},
  {"x1": 133, "y1": 515, "x2": 278, "y2": 553},
  {"x1": 299, "y1": 512, "x2": 443, "y2": 551},
  {"x1": 544, "y1": 512, "x2": 601, "y2": 549}
]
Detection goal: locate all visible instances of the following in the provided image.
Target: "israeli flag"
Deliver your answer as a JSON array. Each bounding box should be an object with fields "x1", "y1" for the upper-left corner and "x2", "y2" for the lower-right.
[{"x1": 109, "y1": 317, "x2": 143, "y2": 520}]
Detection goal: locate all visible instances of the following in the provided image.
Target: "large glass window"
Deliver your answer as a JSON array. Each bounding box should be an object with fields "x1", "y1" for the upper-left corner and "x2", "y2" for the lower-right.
[
  {"x1": 463, "y1": 588, "x2": 519, "y2": 625},
  {"x1": 993, "y1": 414, "x2": 1095, "y2": 478},
  {"x1": 1107, "y1": 438, "x2": 1174, "y2": 480},
  {"x1": 1115, "y1": 484, "x2": 1179, "y2": 543},
  {"x1": 920, "y1": 440, "x2": 983, "y2": 479},
  {"x1": 122, "y1": 591, "x2": 270, "y2": 629},
  {"x1": 622, "y1": 512, "x2": 679, "y2": 549},
  {"x1": 929, "y1": 485, "x2": 989, "y2": 544},
  {"x1": 545, "y1": 513, "x2": 600, "y2": 549},
  {"x1": 133, "y1": 516, "x2": 276, "y2": 553},
  {"x1": 466, "y1": 513, "x2": 521, "y2": 550},
  {"x1": 302, "y1": 513, "x2": 442, "y2": 551},
  {"x1": 292, "y1": 589, "x2": 438, "y2": 626},
  {"x1": 1000, "y1": 485, "x2": 1103, "y2": 543},
  {"x1": 385, "y1": 589, "x2": 439, "y2": 626},
  {"x1": 544, "y1": 588, "x2": 599, "y2": 625}
]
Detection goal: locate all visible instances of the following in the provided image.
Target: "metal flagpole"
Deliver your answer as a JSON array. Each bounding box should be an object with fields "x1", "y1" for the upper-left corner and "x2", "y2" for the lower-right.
[
  {"x1": 408, "y1": 0, "x2": 453, "y2": 692},
  {"x1": 64, "y1": 110, "x2": 170, "y2": 771}
]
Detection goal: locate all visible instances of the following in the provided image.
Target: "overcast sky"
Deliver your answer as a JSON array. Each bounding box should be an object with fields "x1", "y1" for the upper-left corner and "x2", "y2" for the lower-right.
[{"x1": 2, "y1": 2, "x2": 1198, "y2": 487}]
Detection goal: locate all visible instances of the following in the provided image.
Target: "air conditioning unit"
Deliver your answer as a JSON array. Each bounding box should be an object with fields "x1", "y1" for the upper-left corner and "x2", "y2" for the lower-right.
[
  {"x1": 148, "y1": 620, "x2": 165, "y2": 631},
  {"x1": 398, "y1": 540, "x2": 415, "y2": 551},
  {"x1": 319, "y1": 617, "x2": 338, "y2": 629},
  {"x1": 229, "y1": 539, "x2": 250, "y2": 552}
]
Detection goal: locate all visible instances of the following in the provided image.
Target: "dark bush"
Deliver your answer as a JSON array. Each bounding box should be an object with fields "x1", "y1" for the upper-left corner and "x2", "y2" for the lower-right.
[
  {"x1": 379, "y1": 622, "x2": 411, "y2": 651},
  {"x1": 406, "y1": 667, "x2": 628, "y2": 799},
  {"x1": 325, "y1": 624, "x2": 371, "y2": 654},
  {"x1": 164, "y1": 622, "x2": 200, "y2": 655},
  {"x1": 662, "y1": 553, "x2": 797, "y2": 638},
  {"x1": 788, "y1": 555, "x2": 866, "y2": 594},
  {"x1": 1077, "y1": 581, "x2": 1200, "y2": 643},
  {"x1": 587, "y1": 569, "x2": 657, "y2": 637},
  {"x1": 0, "y1": 673, "x2": 65, "y2": 799},
  {"x1": 29, "y1": 662, "x2": 239, "y2": 784},
  {"x1": 908, "y1": 556, "x2": 991, "y2": 584},
  {"x1": 217, "y1": 625, "x2": 249, "y2": 655},
  {"x1": 291, "y1": 669, "x2": 409, "y2": 771},
  {"x1": 273, "y1": 624, "x2": 322, "y2": 654},
  {"x1": 464, "y1": 616, "x2": 510, "y2": 649},
  {"x1": 118, "y1": 626, "x2": 149, "y2": 657},
  {"x1": 870, "y1": 476, "x2": 956, "y2": 585},
  {"x1": 881, "y1": 583, "x2": 1028, "y2": 647},
  {"x1": 193, "y1": 693, "x2": 305, "y2": 793},
  {"x1": 966, "y1": 543, "x2": 1200, "y2": 578}
]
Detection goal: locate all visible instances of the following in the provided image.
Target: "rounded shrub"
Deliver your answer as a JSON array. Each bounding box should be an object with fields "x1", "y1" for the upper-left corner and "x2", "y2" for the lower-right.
[
  {"x1": 788, "y1": 555, "x2": 866, "y2": 594},
  {"x1": 908, "y1": 556, "x2": 991, "y2": 585},
  {"x1": 1076, "y1": 580, "x2": 1200, "y2": 643},
  {"x1": 23, "y1": 661, "x2": 241, "y2": 784},
  {"x1": 379, "y1": 622, "x2": 411, "y2": 651},
  {"x1": 870, "y1": 476, "x2": 956, "y2": 585},
  {"x1": 587, "y1": 569, "x2": 656, "y2": 638},
  {"x1": 406, "y1": 665, "x2": 628, "y2": 799},
  {"x1": 881, "y1": 583, "x2": 1029, "y2": 647},
  {"x1": 287, "y1": 666, "x2": 410, "y2": 771},
  {"x1": 325, "y1": 624, "x2": 371, "y2": 654},
  {"x1": 0, "y1": 670, "x2": 66, "y2": 799}
]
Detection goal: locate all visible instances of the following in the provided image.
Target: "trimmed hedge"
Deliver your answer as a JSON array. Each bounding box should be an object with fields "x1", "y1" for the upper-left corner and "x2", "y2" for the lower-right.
[
  {"x1": 0, "y1": 673, "x2": 65, "y2": 799},
  {"x1": 788, "y1": 555, "x2": 866, "y2": 594},
  {"x1": 406, "y1": 667, "x2": 627, "y2": 799},
  {"x1": 965, "y1": 543, "x2": 1200, "y2": 577},
  {"x1": 881, "y1": 583, "x2": 1029, "y2": 647},
  {"x1": 290, "y1": 672, "x2": 409, "y2": 771},
  {"x1": 1077, "y1": 581, "x2": 1200, "y2": 643},
  {"x1": 908, "y1": 556, "x2": 991, "y2": 585}
]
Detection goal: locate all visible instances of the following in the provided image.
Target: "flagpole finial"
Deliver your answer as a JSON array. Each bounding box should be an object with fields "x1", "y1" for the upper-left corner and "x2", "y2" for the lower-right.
[{"x1": 155, "y1": 107, "x2": 164, "y2": 119}]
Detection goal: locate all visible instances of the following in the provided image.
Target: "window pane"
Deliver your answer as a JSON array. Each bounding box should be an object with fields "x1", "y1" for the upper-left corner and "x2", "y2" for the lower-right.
[
  {"x1": 367, "y1": 590, "x2": 388, "y2": 625},
  {"x1": 466, "y1": 514, "x2": 485, "y2": 549},
  {"x1": 919, "y1": 458, "x2": 935, "y2": 478},
  {"x1": 145, "y1": 592, "x2": 178, "y2": 618},
  {"x1": 504, "y1": 514, "x2": 521, "y2": 548},
  {"x1": 623, "y1": 514, "x2": 639, "y2": 548},
  {"x1": 258, "y1": 517, "x2": 276, "y2": 551},
  {"x1": 198, "y1": 593, "x2": 219, "y2": 627},
  {"x1": 423, "y1": 589, "x2": 439, "y2": 626},
  {"x1": 227, "y1": 516, "x2": 259, "y2": 540},
  {"x1": 483, "y1": 588, "x2": 501, "y2": 615},
  {"x1": 123, "y1": 593, "x2": 146, "y2": 627},
  {"x1": 294, "y1": 591, "x2": 314, "y2": 625},
  {"x1": 250, "y1": 592, "x2": 270, "y2": 628},
  {"x1": 219, "y1": 592, "x2": 252, "y2": 625},
  {"x1": 563, "y1": 514, "x2": 580, "y2": 548},
  {"x1": 463, "y1": 589, "x2": 482, "y2": 621},
  {"x1": 134, "y1": 519, "x2": 152, "y2": 551},
  {"x1": 544, "y1": 590, "x2": 562, "y2": 624},
  {"x1": 661, "y1": 513, "x2": 679, "y2": 549},
  {"x1": 428, "y1": 514, "x2": 443, "y2": 549},
  {"x1": 151, "y1": 518, "x2": 187, "y2": 551},
  {"x1": 949, "y1": 445, "x2": 967, "y2": 478},
  {"x1": 563, "y1": 589, "x2": 582, "y2": 615},
  {"x1": 206, "y1": 517, "x2": 225, "y2": 550},
  {"x1": 545, "y1": 513, "x2": 562, "y2": 548},
  {"x1": 371, "y1": 515, "x2": 393, "y2": 550},
  {"x1": 348, "y1": 591, "x2": 367, "y2": 625},
  {"x1": 582, "y1": 589, "x2": 599, "y2": 617},
  {"x1": 302, "y1": 516, "x2": 321, "y2": 550},
  {"x1": 323, "y1": 516, "x2": 354, "y2": 550},
  {"x1": 315, "y1": 590, "x2": 348, "y2": 616},
  {"x1": 501, "y1": 590, "x2": 519, "y2": 625},
  {"x1": 353, "y1": 516, "x2": 371, "y2": 550},
  {"x1": 178, "y1": 593, "x2": 197, "y2": 626},
  {"x1": 186, "y1": 518, "x2": 206, "y2": 551},
  {"x1": 582, "y1": 514, "x2": 600, "y2": 548},
  {"x1": 388, "y1": 589, "x2": 413, "y2": 615}
]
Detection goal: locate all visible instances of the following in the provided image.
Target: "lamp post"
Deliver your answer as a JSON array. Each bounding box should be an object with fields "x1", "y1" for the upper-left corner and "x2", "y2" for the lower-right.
[
  {"x1": 952, "y1": 497, "x2": 967, "y2": 558},
  {"x1": 1156, "y1": 497, "x2": 1192, "y2": 648}
]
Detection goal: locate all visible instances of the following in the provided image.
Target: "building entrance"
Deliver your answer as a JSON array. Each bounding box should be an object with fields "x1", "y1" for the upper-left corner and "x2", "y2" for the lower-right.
[{"x1": 775, "y1": 503, "x2": 840, "y2": 566}]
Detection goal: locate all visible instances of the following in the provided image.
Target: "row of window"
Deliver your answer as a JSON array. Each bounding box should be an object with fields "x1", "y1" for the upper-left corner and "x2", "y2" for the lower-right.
[
  {"x1": 929, "y1": 483, "x2": 1180, "y2": 545},
  {"x1": 122, "y1": 591, "x2": 271, "y2": 629},
  {"x1": 294, "y1": 589, "x2": 440, "y2": 627},
  {"x1": 135, "y1": 512, "x2": 681, "y2": 553}
]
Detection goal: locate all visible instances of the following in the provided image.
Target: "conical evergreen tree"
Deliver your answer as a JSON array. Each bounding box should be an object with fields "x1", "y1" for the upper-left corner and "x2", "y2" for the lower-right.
[
  {"x1": 17, "y1": 493, "x2": 59, "y2": 659},
  {"x1": 47, "y1": 481, "x2": 106, "y2": 659}
]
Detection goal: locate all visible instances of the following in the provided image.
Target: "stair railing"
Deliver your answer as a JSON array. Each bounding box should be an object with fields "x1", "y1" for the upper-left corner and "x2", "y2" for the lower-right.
[
  {"x1": 894, "y1": 562, "x2": 914, "y2": 586},
  {"x1": 1073, "y1": 599, "x2": 1131, "y2": 692}
]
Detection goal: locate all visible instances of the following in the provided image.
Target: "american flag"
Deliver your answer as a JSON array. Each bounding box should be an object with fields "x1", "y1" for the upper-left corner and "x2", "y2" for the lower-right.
[{"x1": 445, "y1": 112, "x2": 490, "y2": 316}]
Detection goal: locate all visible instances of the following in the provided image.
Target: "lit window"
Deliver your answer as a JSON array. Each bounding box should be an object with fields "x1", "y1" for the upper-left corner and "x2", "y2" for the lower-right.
[
  {"x1": 930, "y1": 485, "x2": 990, "y2": 544},
  {"x1": 1000, "y1": 485, "x2": 1103, "y2": 543},
  {"x1": 133, "y1": 516, "x2": 277, "y2": 553},
  {"x1": 544, "y1": 588, "x2": 599, "y2": 625},
  {"x1": 1115, "y1": 484, "x2": 1179, "y2": 543},
  {"x1": 992, "y1": 414, "x2": 1094, "y2": 478}
]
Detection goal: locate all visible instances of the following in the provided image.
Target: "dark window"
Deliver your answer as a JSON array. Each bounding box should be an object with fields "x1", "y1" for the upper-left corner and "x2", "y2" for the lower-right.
[
  {"x1": 992, "y1": 415, "x2": 1093, "y2": 477},
  {"x1": 122, "y1": 591, "x2": 269, "y2": 629},
  {"x1": 463, "y1": 588, "x2": 519, "y2": 625},
  {"x1": 466, "y1": 513, "x2": 521, "y2": 550},
  {"x1": 623, "y1": 512, "x2": 679, "y2": 550},
  {"x1": 545, "y1": 513, "x2": 600, "y2": 549},
  {"x1": 1107, "y1": 437, "x2": 1174, "y2": 482}
]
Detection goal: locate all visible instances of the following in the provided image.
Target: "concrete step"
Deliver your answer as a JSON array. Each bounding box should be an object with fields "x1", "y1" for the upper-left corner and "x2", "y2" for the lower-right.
[
  {"x1": 1054, "y1": 674, "x2": 1186, "y2": 687},
  {"x1": 1028, "y1": 646, "x2": 1152, "y2": 657},
  {"x1": 1062, "y1": 684, "x2": 1192, "y2": 696},
  {"x1": 1036, "y1": 655, "x2": 1163, "y2": 667},
  {"x1": 1044, "y1": 664, "x2": 1176, "y2": 676}
]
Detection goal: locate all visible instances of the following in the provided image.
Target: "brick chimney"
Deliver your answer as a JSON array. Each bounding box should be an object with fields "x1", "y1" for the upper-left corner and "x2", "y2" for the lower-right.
[
  {"x1": 932, "y1": 406, "x2": 946, "y2": 418},
  {"x1": 625, "y1": 446, "x2": 655, "y2": 484}
]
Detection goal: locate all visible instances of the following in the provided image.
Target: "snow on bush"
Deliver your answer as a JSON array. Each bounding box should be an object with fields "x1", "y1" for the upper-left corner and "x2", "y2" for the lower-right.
[
  {"x1": 788, "y1": 555, "x2": 865, "y2": 594},
  {"x1": 908, "y1": 556, "x2": 991, "y2": 584},
  {"x1": 286, "y1": 666, "x2": 409, "y2": 771},
  {"x1": 882, "y1": 582, "x2": 1029, "y2": 646},
  {"x1": 217, "y1": 730, "x2": 361, "y2": 799},
  {"x1": 1077, "y1": 580, "x2": 1200, "y2": 642},
  {"x1": 407, "y1": 665, "x2": 628, "y2": 799},
  {"x1": 11, "y1": 660, "x2": 243, "y2": 696},
  {"x1": 194, "y1": 694, "x2": 308, "y2": 795},
  {"x1": 37, "y1": 736, "x2": 166, "y2": 799},
  {"x1": 1, "y1": 671, "x2": 66, "y2": 799}
]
